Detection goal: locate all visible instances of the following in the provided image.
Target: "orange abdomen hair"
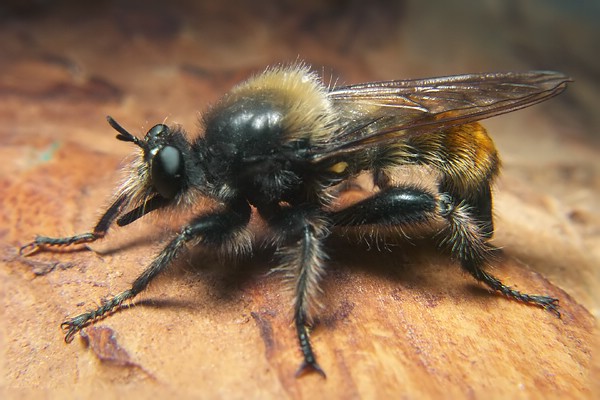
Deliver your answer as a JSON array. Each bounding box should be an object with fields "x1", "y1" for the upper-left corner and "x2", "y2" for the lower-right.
[
  {"x1": 377, "y1": 122, "x2": 500, "y2": 237},
  {"x1": 438, "y1": 122, "x2": 501, "y2": 196}
]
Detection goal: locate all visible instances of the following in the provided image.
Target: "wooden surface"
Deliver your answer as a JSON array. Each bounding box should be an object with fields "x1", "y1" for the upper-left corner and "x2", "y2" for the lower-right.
[{"x1": 1, "y1": 1, "x2": 598, "y2": 398}]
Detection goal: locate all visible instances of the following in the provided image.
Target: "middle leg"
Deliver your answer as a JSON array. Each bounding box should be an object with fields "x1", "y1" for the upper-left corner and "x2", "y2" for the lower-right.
[{"x1": 264, "y1": 206, "x2": 329, "y2": 377}]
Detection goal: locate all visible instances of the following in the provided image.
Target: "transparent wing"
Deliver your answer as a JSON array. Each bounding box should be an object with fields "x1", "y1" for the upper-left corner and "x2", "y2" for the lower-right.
[{"x1": 311, "y1": 71, "x2": 570, "y2": 161}]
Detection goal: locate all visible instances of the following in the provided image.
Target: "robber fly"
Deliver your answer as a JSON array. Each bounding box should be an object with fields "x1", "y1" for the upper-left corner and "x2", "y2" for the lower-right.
[{"x1": 21, "y1": 63, "x2": 569, "y2": 377}]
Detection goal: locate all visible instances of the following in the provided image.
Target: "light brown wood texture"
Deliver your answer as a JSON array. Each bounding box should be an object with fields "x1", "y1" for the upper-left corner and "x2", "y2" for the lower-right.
[{"x1": 1, "y1": 1, "x2": 598, "y2": 398}]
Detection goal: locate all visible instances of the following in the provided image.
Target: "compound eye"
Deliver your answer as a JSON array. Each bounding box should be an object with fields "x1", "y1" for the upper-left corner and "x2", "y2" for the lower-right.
[
  {"x1": 151, "y1": 145, "x2": 184, "y2": 199},
  {"x1": 146, "y1": 124, "x2": 169, "y2": 141}
]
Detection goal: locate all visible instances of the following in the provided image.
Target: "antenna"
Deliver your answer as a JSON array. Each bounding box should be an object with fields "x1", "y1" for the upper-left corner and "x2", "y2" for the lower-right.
[{"x1": 106, "y1": 116, "x2": 146, "y2": 150}]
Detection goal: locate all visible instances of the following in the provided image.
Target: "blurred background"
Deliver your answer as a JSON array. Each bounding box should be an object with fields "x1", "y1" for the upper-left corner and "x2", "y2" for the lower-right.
[
  {"x1": 1, "y1": 0, "x2": 598, "y2": 133},
  {"x1": 1, "y1": 0, "x2": 598, "y2": 397}
]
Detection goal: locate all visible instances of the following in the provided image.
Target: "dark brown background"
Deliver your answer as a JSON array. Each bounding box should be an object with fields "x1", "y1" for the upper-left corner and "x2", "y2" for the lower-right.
[{"x1": 1, "y1": 0, "x2": 598, "y2": 398}]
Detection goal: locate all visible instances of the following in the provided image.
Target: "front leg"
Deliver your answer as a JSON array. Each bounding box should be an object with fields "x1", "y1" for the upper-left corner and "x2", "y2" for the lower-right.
[
  {"x1": 19, "y1": 194, "x2": 129, "y2": 256},
  {"x1": 265, "y1": 206, "x2": 330, "y2": 378},
  {"x1": 62, "y1": 200, "x2": 252, "y2": 342},
  {"x1": 20, "y1": 193, "x2": 170, "y2": 256}
]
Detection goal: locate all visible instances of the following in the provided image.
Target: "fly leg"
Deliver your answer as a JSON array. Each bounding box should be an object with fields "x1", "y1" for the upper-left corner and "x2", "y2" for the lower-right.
[
  {"x1": 331, "y1": 186, "x2": 560, "y2": 316},
  {"x1": 19, "y1": 194, "x2": 129, "y2": 256},
  {"x1": 264, "y1": 206, "x2": 329, "y2": 378},
  {"x1": 437, "y1": 194, "x2": 560, "y2": 316},
  {"x1": 62, "y1": 201, "x2": 252, "y2": 342},
  {"x1": 20, "y1": 193, "x2": 170, "y2": 256}
]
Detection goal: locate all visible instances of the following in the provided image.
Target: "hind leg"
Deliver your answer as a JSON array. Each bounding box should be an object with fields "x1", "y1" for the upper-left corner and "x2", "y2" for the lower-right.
[{"x1": 331, "y1": 185, "x2": 560, "y2": 315}]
